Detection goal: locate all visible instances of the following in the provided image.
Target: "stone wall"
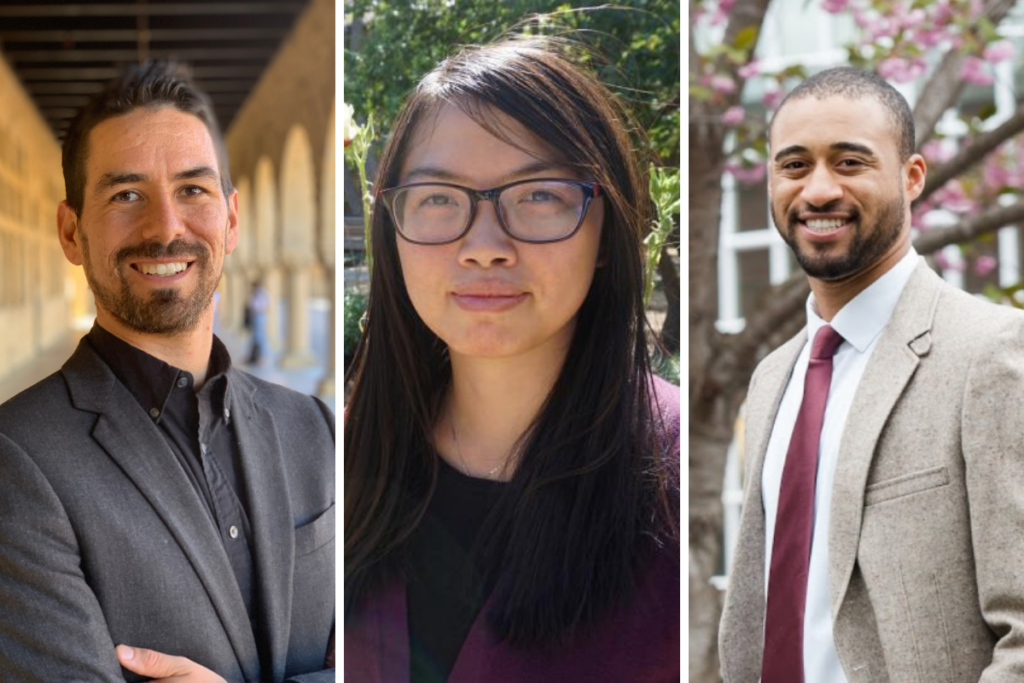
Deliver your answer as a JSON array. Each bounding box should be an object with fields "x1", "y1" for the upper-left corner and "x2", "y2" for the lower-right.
[{"x1": 0, "y1": 53, "x2": 73, "y2": 381}]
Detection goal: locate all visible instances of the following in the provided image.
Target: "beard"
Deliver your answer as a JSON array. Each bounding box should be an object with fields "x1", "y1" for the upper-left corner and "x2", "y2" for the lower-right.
[
  {"x1": 80, "y1": 232, "x2": 221, "y2": 336},
  {"x1": 772, "y1": 191, "x2": 905, "y2": 282}
]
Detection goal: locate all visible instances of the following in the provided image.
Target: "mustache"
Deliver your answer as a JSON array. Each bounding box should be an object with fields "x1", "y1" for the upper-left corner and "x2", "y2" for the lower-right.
[{"x1": 114, "y1": 239, "x2": 208, "y2": 266}]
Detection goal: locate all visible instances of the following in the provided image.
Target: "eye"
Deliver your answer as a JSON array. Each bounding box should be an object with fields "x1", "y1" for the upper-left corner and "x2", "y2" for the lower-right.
[
  {"x1": 838, "y1": 158, "x2": 864, "y2": 168},
  {"x1": 112, "y1": 190, "x2": 141, "y2": 203},
  {"x1": 420, "y1": 193, "x2": 457, "y2": 207},
  {"x1": 780, "y1": 160, "x2": 808, "y2": 171},
  {"x1": 180, "y1": 185, "x2": 207, "y2": 197},
  {"x1": 522, "y1": 190, "x2": 561, "y2": 203}
]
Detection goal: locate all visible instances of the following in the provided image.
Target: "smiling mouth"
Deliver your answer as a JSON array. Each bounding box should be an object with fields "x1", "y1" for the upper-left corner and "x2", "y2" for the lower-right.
[
  {"x1": 131, "y1": 261, "x2": 192, "y2": 277},
  {"x1": 803, "y1": 218, "x2": 848, "y2": 234}
]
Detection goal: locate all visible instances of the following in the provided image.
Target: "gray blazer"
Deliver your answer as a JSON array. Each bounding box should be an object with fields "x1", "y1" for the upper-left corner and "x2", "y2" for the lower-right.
[
  {"x1": 0, "y1": 338, "x2": 335, "y2": 683},
  {"x1": 720, "y1": 261, "x2": 1024, "y2": 682}
]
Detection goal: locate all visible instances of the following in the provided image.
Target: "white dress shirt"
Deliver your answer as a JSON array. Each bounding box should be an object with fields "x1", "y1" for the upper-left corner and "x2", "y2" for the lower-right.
[{"x1": 760, "y1": 249, "x2": 919, "y2": 682}]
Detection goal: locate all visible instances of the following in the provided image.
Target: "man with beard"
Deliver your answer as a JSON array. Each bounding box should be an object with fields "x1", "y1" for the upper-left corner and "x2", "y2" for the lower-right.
[
  {"x1": 719, "y1": 67, "x2": 1024, "y2": 682},
  {"x1": 0, "y1": 62, "x2": 334, "y2": 682}
]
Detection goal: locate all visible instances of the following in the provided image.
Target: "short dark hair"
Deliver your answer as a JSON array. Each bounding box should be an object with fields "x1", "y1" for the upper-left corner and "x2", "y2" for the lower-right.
[
  {"x1": 771, "y1": 66, "x2": 916, "y2": 161},
  {"x1": 62, "y1": 60, "x2": 232, "y2": 216}
]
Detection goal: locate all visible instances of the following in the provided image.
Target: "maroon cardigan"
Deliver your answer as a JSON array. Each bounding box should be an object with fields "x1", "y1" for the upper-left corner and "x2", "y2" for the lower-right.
[{"x1": 345, "y1": 377, "x2": 681, "y2": 682}]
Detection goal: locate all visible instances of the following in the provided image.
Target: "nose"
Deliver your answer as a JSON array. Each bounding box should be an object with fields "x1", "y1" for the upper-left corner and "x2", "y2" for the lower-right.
[
  {"x1": 139, "y1": 192, "x2": 188, "y2": 244},
  {"x1": 457, "y1": 199, "x2": 517, "y2": 268},
  {"x1": 800, "y1": 164, "x2": 844, "y2": 207}
]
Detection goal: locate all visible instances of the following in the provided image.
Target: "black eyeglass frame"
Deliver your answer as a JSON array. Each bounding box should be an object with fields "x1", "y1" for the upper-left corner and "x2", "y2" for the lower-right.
[{"x1": 379, "y1": 178, "x2": 603, "y2": 245}]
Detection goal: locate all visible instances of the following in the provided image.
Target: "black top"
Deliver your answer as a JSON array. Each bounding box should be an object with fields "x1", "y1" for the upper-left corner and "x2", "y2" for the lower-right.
[
  {"x1": 406, "y1": 456, "x2": 506, "y2": 683},
  {"x1": 86, "y1": 324, "x2": 257, "y2": 621}
]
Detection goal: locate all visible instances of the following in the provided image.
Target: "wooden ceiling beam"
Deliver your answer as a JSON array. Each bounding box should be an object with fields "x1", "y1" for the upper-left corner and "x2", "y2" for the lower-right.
[
  {"x1": 5, "y1": 47, "x2": 277, "y2": 62},
  {"x1": 0, "y1": 4, "x2": 305, "y2": 18},
  {"x1": 0, "y1": 28, "x2": 290, "y2": 43}
]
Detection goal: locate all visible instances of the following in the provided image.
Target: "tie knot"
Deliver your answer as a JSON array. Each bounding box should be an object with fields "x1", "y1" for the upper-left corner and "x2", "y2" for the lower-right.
[{"x1": 810, "y1": 325, "x2": 844, "y2": 360}]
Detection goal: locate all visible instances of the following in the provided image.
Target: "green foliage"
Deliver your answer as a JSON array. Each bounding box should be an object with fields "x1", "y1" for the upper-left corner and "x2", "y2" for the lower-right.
[
  {"x1": 343, "y1": 288, "x2": 368, "y2": 357},
  {"x1": 345, "y1": 0, "x2": 680, "y2": 164},
  {"x1": 644, "y1": 164, "x2": 680, "y2": 307},
  {"x1": 652, "y1": 352, "x2": 680, "y2": 385}
]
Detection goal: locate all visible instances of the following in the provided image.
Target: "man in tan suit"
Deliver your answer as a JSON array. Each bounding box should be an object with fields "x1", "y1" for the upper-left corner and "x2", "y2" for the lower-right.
[{"x1": 720, "y1": 67, "x2": 1024, "y2": 682}]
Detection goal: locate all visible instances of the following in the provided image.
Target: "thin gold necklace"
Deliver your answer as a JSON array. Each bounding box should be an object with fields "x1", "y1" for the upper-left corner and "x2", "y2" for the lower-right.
[{"x1": 449, "y1": 411, "x2": 502, "y2": 479}]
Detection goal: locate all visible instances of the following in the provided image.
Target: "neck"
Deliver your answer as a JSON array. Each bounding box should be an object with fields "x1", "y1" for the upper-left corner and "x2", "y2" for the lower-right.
[
  {"x1": 439, "y1": 340, "x2": 570, "y2": 481},
  {"x1": 95, "y1": 306, "x2": 216, "y2": 389},
  {"x1": 809, "y1": 234, "x2": 911, "y2": 321}
]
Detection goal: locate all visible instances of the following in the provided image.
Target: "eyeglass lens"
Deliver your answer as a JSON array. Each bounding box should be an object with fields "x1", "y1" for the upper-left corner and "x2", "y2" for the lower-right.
[{"x1": 389, "y1": 180, "x2": 588, "y2": 243}]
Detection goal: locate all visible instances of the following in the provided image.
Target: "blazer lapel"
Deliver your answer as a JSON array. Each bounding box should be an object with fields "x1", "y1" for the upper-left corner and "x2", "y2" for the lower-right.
[
  {"x1": 828, "y1": 262, "x2": 939, "y2": 617},
  {"x1": 230, "y1": 371, "x2": 295, "y2": 682},
  {"x1": 63, "y1": 342, "x2": 261, "y2": 682},
  {"x1": 721, "y1": 332, "x2": 805, "y2": 680}
]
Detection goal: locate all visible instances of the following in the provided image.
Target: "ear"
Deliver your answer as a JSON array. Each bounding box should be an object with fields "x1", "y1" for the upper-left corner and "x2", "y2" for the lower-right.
[
  {"x1": 57, "y1": 201, "x2": 84, "y2": 266},
  {"x1": 224, "y1": 188, "x2": 239, "y2": 255},
  {"x1": 904, "y1": 153, "x2": 927, "y2": 201}
]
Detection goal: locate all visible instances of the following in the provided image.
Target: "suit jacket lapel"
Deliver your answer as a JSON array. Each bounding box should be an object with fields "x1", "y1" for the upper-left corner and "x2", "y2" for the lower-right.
[
  {"x1": 230, "y1": 370, "x2": 295, "y2": 682},
  {"x1": 828, "y1": 262, "x2": 939, "y2": 617},
  {"x1": 63, "y1": 341, "x2": 261, "y2": 682},
  {"x1": 722, "y1": 332, "x2": 805, "y2": 680}
]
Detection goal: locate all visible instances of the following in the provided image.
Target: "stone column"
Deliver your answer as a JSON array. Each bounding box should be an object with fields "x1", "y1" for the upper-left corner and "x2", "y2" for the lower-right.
[
  {"x1": 280, "y1": 265, "x2": 316, "y2": 368},
  {"x1": 316, "y1": 266, "x2": 335, "y2": 397},
  {"x1": 265, "y1": 266, "x2": 284, "y2": 353}
]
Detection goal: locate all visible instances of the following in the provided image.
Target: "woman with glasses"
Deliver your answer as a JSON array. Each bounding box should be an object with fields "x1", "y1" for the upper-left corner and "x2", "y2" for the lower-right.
[{"x1": 345, "y1": 37, "x2": 679, "y2": 682}]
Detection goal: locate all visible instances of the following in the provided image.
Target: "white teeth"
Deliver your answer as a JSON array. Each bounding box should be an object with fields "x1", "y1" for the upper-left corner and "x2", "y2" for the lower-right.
[
  {"x1": 138, "y1": 262, "x2": 188, "y2": 276},
  {"x1": 805, "y1": 219, "x2": 846, "y2": 233}
]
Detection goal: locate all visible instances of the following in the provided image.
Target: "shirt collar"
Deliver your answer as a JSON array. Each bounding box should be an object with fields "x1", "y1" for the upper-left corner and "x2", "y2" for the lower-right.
[
  {"x1": 805, "y1": 248, "x2": 920, "y2": 354},
  {"x1": 86, "y1": 323, "x2": 234, "y2": 420}
]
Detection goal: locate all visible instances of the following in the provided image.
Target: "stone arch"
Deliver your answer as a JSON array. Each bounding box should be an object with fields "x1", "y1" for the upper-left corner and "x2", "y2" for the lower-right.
[
  {"x1": 253, "y1": 157, "x2": 277, "y2": 269},
  {"x1": 279, "y1": 124, "x2": 316, "y2": 269}
]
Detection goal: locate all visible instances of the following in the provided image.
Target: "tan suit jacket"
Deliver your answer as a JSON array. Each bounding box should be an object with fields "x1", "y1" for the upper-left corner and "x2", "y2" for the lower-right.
[{"x1": 720, "y1": 261, "x2": 1024, "y2": 682}]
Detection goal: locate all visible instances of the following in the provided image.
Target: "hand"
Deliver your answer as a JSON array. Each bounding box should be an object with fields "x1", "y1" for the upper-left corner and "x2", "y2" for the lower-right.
[{"x1": 116, "y1": 644, "x2": 228, "y2": 682}]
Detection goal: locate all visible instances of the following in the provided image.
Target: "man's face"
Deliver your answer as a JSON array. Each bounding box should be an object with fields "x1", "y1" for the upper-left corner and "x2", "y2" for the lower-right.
[
  {"x1": 768, "y1": 95, "x2": 924, "y2": 281},
  {"x1": 59, "y1": 106, "x2": 238, "y2": 335}
]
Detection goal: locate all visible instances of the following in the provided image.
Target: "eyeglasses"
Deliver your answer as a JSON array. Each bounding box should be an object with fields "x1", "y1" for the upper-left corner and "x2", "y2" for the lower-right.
[{"x1": 379, "y1": 178, "x2": 602, "y2": 245}]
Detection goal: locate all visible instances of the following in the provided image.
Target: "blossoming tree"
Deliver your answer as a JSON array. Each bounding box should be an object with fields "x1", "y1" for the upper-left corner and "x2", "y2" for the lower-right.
[{"x1": 690, "y1": 0, "x2": 1022, "y2": 678}]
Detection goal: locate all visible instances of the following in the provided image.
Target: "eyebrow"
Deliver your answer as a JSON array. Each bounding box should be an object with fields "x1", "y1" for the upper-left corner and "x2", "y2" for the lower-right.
[
  {"x1": 774, "y1": 142, "x2": 878, "y2": 162},
  {"x1": 93, "y1": 165, "x2": 220, "y2": 193},
  {"x1": 403, "y1": 160, "x2": 570, "y2": 184}
]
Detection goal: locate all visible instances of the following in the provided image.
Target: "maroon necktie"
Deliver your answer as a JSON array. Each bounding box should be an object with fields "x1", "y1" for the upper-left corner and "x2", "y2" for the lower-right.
[{"x1": 762, "y1": 324, "x2": 844, "y2": 683}]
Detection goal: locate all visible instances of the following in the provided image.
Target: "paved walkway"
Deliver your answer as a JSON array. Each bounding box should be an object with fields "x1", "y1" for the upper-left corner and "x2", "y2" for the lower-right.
[{"x1": 0, "y1": 299, "x2": 335, "y2": 414}]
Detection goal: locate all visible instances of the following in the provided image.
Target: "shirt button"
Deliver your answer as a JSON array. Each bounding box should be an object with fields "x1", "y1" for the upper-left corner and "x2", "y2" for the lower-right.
[
  {"x1": 149, "y1": 408, "x2": 160, "y2": 418},
  {"x1": 229, "y1": 525, "x2": 239, "y2": 539},
  {"x1": 177, "y1": 377, "x2": 188, "y2": 388}
]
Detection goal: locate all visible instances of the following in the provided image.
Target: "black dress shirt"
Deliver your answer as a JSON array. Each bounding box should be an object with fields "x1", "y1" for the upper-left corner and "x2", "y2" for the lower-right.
[{"x1": 86, "y1": 324, "x2": 257, "y2": 621}]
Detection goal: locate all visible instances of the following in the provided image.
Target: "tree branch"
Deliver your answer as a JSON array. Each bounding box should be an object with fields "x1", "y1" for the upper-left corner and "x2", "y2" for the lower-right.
[
  {"x1": 919, "y1": 101, "x2": 1024, "y2": 203},
  {"x1": 913, "y1": 0, "x2": 1015, "y2": 147},
  {"x1": 914, "y1": 198, "x2": 1024, "y2": 254}
]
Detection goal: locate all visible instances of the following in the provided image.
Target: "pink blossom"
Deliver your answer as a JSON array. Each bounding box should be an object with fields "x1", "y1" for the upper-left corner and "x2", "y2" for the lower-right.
[
  {"x1": 932, "y1": 0, "x2": 954, "y2": 25},
  {"x1": 983, "y1": 160, "x2": 1014, "y2": 190},
  {"x1": 933, "y1": 251, "x2": 952, "y2": 271},
  {"x1": 961, "y1": 56, "x2": 994, "y2": 86},
  {"x1": 762, "y1": 87, "x2": 784, "y2": 110},
  {"x1": 710, "y1": 75, "x2": 737, "y2": 94},
  {"x1": 984, "y1": 40, "x2": 1015, "y2": 63},
  {"x1": 821, "y1": 0, "x2": 852, "y2": 13},
  {"x1": 725, "y1": 161, "x2": 767, "y2": 185},
  {"x1": 920, "y1": 139, "x2": 952, "y2": 164},
  {"x1": 975, "y1": 255, "x2": 998, "y2": 277},
  {"x1": 719, "y1": 0, "x2": 737, "y2": 12},
  {"x1": 932, "y1": 181, "x2": 976, "y2": 214},
  {"x1": 912, "y1": 27, "x2": 947, "y2": 48},
  {"x1": 722, "y1": 106, "x2": 745, "y2": 127},
  {"x1": 738, "y1": 61, "x2": 760, "y2": 80},
  {"x1": 877, "y1": 57, "x2": 926, "y2": 83}
]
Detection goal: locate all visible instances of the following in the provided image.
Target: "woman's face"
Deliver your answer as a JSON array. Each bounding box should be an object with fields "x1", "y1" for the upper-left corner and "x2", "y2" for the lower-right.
[{"x1": 394, "y1": 102, "x2": 604, "y2": 361}]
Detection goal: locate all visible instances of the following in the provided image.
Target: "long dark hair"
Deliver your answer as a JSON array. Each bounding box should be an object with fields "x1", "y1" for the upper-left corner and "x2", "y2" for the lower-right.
[{"x1": 345, "y1": 36, "x2": 678, "y2": 646}]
